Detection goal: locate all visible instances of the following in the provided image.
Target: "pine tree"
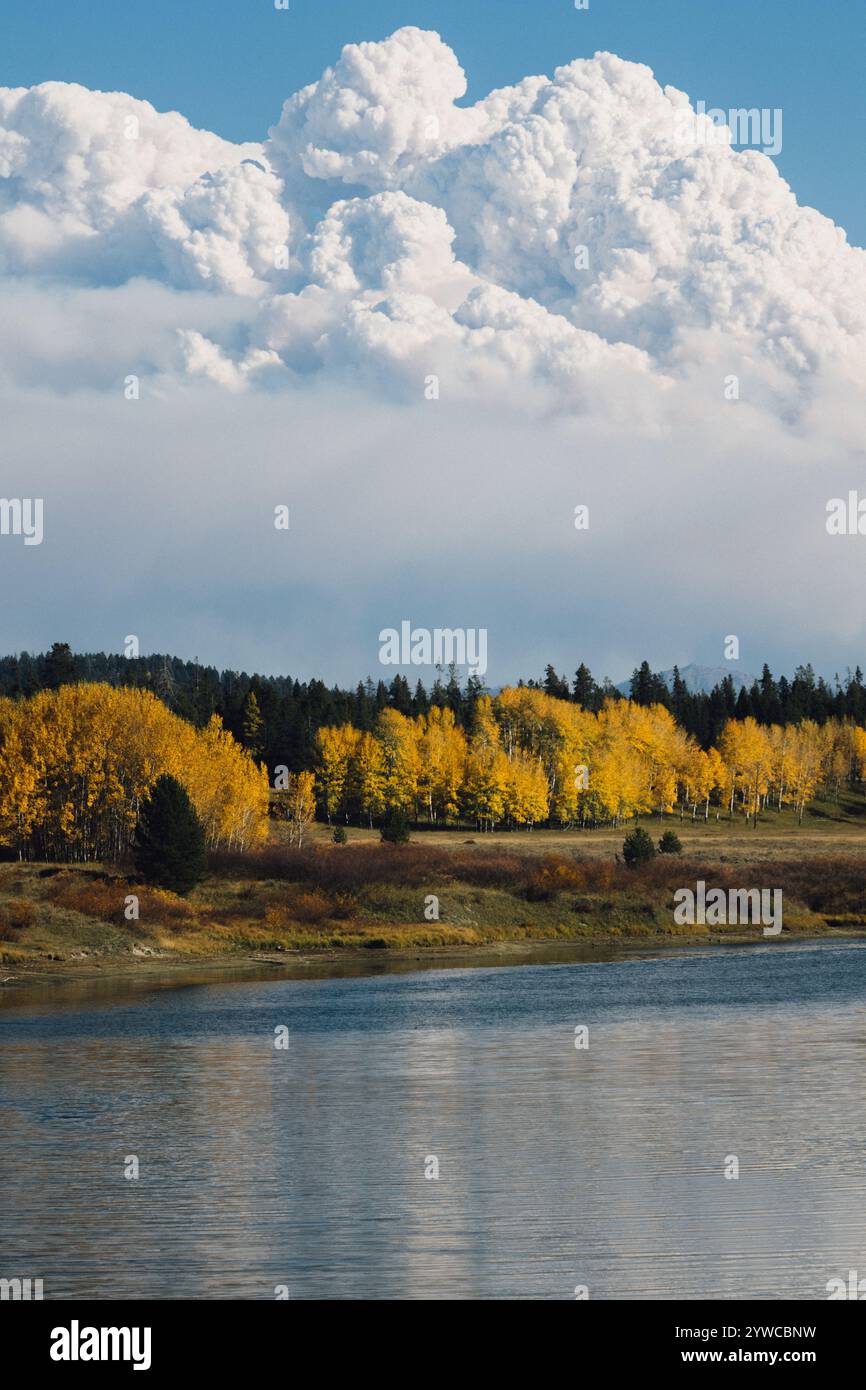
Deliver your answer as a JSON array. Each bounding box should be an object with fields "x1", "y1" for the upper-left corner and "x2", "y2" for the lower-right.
[
  {"x1": 622, "y1": 825, "x2": 656, "y2": 866},
  {"x1": 241, "y1": 690, "x2": 265, "y2": 760},
  {"x1": 630, "y1": 661, "x2": 654, "y2": 705},
  {"x1": 670, "y1": 666, "x2": 688, "y2": 720},
  {"x1": 388, "y1": 674, "x2": 413, "y2": 714},
  {"x1": 543, "y1": 665, "x2": 570, "y2": 700},
  {"x1": 43, "y1": 642, "x2": 77, "y2": 690},
  {"x1": 154, "y1": 656, "x2": 179, "y2": 711},
  {"x1": 445, "y1": 663, "x2": 463, "y2": 716},
  {"x1": 658, "y1": 830, "x2": 682, "y2": 854},
  {"x1": 413, "y1": 679, "x2": 430, "y2": 717},
  {"x1": 572, "y1": 663, "x2": 598, "y2": 711},
  {"x1": 381, "y1": 806, "x2": 410, "y2": 843},
  {"x1": 134, "y1": 774, "x2": 206, "y2": 895}
]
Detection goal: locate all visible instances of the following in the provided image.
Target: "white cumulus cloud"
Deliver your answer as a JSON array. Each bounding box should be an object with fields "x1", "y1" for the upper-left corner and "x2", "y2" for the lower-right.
[
  {"x1": 2, "y1": 29, "x2": 866, "y2": 680},
  {"x1": 0, "y1": 26, "x2": 863, "y2": 417}
]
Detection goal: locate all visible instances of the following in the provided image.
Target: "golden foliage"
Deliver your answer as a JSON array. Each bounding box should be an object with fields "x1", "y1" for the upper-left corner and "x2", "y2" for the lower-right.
[
  {"x1": 0, "y1": 683, "x2": 269, "y2": 861},
  {"x1": 313, "y1": 686, "x2": 866, "y2": 830}
]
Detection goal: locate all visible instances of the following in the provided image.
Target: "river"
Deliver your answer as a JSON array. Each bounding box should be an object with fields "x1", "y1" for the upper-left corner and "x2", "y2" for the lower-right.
[{"x1": 2, "y1": 938, "x2": 865, "y2": 1299}]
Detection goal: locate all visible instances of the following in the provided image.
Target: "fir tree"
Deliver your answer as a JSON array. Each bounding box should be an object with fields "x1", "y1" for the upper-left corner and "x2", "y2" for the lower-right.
[
  {"x1": 622, "y1": 825, "x2": 656, "y2": 866},
  {"x1": 133, "y1": 775, "x2": 206, "y2": 895},
  {"x1": 572, "y1": 662, "x2": 598, "y2": 710},
  {"x1": 241, "y1": 690, "x2": 265, "y2": 760},
  {"x1": 43, "y1": 642, "x2": 77, "y2": 690},
  {"x1": 381, "y1": 807, "x2": 411, "y2": 843}
]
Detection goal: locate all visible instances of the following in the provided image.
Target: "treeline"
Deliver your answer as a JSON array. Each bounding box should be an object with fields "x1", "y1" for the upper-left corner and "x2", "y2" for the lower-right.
[
  {"x1": 315, "y1": 689, "x2": 866, "y2": 831},
  {"x1": 0, "y1": 684, "x2": 269, "y2": 862},
  {"x1": 3, "y1": 645, "x2": 865, "y2": 771},
  {"x1": 1, "y1": 670, "x2": 864, "y2": 855},
  {"x1": 0, "y1": 644, "x2": 485, "y2": 773},
  {"x1": 623, "y1": 661, "x2": 866, "y2": 744}
]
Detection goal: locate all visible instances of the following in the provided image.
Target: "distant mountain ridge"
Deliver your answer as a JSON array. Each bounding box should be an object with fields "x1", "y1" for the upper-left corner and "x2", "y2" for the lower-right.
[{"x1": 615, "y1": 663, "x2": 758, "y2": 697}]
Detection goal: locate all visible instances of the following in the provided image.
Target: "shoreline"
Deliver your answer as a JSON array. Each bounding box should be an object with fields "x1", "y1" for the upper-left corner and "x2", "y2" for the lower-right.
[{"x1": 2, "y1": 926, "x2": 865, "y2": 1002}]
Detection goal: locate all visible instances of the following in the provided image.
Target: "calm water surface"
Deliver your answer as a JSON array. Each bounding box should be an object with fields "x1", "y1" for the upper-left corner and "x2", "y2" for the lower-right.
[{"x1": 2, "y1": 939, "x2": 866, "y2": 1300}]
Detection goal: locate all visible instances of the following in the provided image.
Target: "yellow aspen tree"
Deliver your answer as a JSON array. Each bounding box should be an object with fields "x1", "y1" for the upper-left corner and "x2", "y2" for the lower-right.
[
  {"x1": 720, "y1": 717, "x2": 774, "y2": 826},
  {"x1": 503, "y1": 751, "x2": 549, "y2": 827},
  {"x1": 376, "y1": 709, "x2": 421, "y2": 814},
  {"x1": 315, "y1": 724, "x2": 360, "y2": 825},
  {"x1": 417, "y1": 707, "x2": 466, "y2": 825},
  {"x1": 353, "y1": 731, "x2": 386, "y2": 828},
  {"x1": 0, "y1": 684, "x2": 268, "y2": 861},
  {"x1": 286, "y1": 770, "x2": 317, "y2": 847},
  {"x1": 463, "y1": 697, "x2": 508, "y2": 830},
  {"x1": 851, "y1": 726, "x2": 866, "y2": 784},
  {"x1": 787, "y1": 721, "x2": 823, "y2": 824},
  {"x1": 703, "y1": 746, "x2": 727, "y2": 821}
]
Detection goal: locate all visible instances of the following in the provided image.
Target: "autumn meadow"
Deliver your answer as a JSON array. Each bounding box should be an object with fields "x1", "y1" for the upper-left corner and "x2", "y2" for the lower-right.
[{"x1": 2, "y1": 650, "x2": 866, "y2": 976}]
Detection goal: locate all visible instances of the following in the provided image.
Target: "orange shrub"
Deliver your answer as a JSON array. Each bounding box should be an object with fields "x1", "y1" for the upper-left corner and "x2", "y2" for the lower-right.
[
  {"x1": 0, "y1": 898, "x2": 36, "y2": 937},
  {"x1": 289, "y1": 890, "x2": 332, "y2": 925},
  {"x1": 52, "y1": 881, "x2": 128, "y2": 922}
]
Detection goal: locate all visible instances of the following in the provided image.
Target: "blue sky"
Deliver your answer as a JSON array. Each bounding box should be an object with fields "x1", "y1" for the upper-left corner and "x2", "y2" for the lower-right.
[
  {"x1": 5, "y1": 0, "x2": 864, "y2": 245},
  {"x1": 3, "y1": 2, "x2": 865, "y2": 686}
]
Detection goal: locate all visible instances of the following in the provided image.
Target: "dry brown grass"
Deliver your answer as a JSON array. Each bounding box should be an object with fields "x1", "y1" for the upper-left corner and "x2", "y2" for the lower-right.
[
  {"x1": 50, "y1": 877, "x2": 199, "y2": 930},
  {"x1": 207, "y1": 839, "x2": 866, "y2": 911},
  {"x1": 3, "y1": 820, "x2": 866, "y2": 968}
]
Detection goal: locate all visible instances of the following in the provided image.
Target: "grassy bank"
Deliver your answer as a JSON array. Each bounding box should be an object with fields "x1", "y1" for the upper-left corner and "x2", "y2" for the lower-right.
[{"x1": 2, "y1": 803, "x2": 866, "y2": 976}]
